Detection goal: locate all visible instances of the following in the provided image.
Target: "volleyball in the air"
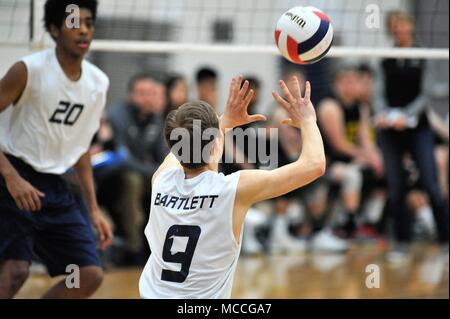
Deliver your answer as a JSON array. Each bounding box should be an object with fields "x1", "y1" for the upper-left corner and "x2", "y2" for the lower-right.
[{"x1": 275, "y1": 6, "x2": 333, "y2": 64}]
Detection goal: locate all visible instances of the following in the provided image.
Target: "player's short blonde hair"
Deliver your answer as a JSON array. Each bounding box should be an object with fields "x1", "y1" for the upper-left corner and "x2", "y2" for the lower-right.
[{"x1": 164, "y1": 100, "x2": 219, "y2": 170}]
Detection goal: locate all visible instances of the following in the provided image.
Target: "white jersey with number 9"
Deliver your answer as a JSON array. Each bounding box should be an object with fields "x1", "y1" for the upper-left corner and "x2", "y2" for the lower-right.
[{"x1": 139, "y1": 167, "x2": 242, "y2": 299}]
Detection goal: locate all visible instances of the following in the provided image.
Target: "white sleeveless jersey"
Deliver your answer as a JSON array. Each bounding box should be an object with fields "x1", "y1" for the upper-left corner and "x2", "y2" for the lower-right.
[
  {"x1": 0, "y1": 49, "x2": 109, "y2": 174},
  {"x1": 139, "y1": 167, "x2": 242, "y2": 299}
]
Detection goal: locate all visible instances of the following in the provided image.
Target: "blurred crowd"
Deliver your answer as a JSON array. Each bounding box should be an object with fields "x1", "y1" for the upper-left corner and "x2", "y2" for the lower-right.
[{"x1": 70, "y1": 11, "x2": 448, "y2": 267}]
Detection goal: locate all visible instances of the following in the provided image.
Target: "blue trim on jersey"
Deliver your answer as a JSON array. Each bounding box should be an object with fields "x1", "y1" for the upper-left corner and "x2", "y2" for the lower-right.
[{"x1": 297, "y1": 19, "x2": 330, "y2": 55}]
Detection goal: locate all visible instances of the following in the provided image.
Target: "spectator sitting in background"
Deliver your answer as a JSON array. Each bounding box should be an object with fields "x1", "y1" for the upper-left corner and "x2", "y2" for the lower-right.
[
  {"x1": 221, "y1": 76, "x2": 262, "y2": 175},
  {"x1": 105, "y1": 73, "x2": 168, "y2": 265},
  {"x1": 153, "y1": 78, "x2": 167, "y2": 115},
  {"x1": 354, "y1": 64, "x2": 387, "y2": 237},
  {"x1": 165, "y1": 74, "x2": 189, "y2": 116},
  {"x1": 318, "y1": 67, "x2": 384, "y2": 239},
  {"x1": 269, "y1": 70, "x2": 348, "y2": 253},
  {"x1": 219, "y1": 76, "x2": 268, "y2": 255},
  {"x1": 196, "y1": 67, "x2": 218, "y2": 110}
]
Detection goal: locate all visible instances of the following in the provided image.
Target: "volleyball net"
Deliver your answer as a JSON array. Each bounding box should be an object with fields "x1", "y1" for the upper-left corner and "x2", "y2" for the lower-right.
[
  {"x1": 0, "y1": 0, "x2": 448, "y2": 113},
  {"x1": 0, "y1": 0, "x2": 448, "y2": 59}
]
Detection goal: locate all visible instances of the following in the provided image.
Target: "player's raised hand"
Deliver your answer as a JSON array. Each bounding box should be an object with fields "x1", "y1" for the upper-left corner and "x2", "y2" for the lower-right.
[
  {"x1": 5, "y1": 172, "x2": 45, "y2": 212},
  {"x1": 272, "y1": 76, "x2": 317, "y2": 128},
  {"x1": 220, "y1": 75, "x2": 266, "y2": 129},
  {"x1": 91, "y1": 208, "x2": 113, "y2": 250}
]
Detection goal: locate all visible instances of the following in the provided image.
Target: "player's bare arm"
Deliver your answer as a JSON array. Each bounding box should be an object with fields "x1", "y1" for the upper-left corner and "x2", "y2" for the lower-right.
[
  {"x1": 0, "y1": 61, "x2": 27, "y2": 112},
  {"x1": 74, "y1": 151, "x2": 113, "y2": 249},
  {"x1": 0, "y1": 62, "x2": 46, "y2": 212},
  {"x1": 237, "y1": 77, "x2": 326, "y2": 202},
  {"x1": 232, "y1": 77, "x2": 326, "y2": 236},
  {"x1": 215, "y1": 76, "x2": 324, "y2": 239}
]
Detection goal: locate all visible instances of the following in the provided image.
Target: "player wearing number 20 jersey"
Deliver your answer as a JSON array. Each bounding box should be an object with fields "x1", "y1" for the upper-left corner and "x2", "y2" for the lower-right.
[
  {"x1": 0, "y1": 47, "x2": 109, "y2": 279},
  {"x1": 0, "y1": 0, "x2": 113, "y2": 299},
  {"x1": 1, "y1": 49, "x2": 109, "y2": 173}
]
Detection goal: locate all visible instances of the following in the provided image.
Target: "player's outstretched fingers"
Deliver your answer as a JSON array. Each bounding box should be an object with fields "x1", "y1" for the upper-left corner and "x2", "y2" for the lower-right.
[
  {"x1": 228, "y1": 78, "x2": 236, "y2": 101},
  {"x1": 243, "y1": 88, "x2": 254, "y2": 107},
  {"x1": 303, "y1": 81, "x2": 311, "y2": 101},
  {"x1": 235, "y1": 75, "x2": 243, "y2": 95},
  {"x1": 279, "y1": 80, "x2": 295, "y2": 104},
  {"x1": 272, "y1": 90, "x2": 290, "y2": 111},
  {"x1": 290, "y1": 76, "x2": 301, "y2": 98},
  {"x1": 239, "y1": 80, "x2": 249, "y2": 100}
]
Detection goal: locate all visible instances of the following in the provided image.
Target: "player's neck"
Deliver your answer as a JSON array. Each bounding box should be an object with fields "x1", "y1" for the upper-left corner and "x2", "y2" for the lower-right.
[
  {"x1": 183, "y1": 165, "x2": 214, "y2": 179},
  {"x1": 55, "y1": 46, "x2": 83, "y2": 81}
]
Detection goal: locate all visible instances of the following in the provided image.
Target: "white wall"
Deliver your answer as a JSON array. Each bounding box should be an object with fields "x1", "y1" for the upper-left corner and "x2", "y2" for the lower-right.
[
  {"x1": 0, "y1": 47, "x2": 34, "y2": 76},
  {"x1": 0, "y1": 0, "x2": 34, "y2": 75}
]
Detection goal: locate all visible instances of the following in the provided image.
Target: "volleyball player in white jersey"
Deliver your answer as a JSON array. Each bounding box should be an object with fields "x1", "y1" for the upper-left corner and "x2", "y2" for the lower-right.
[
  {"x1": 139, "y1": 75, "x2": 326, "y2": 298},
  {"x1": 0, "y1": 0, "x2": 112, "y2": 298}
]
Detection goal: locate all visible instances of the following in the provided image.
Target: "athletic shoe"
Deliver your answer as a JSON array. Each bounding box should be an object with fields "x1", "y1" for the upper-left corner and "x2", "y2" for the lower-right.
[
  {"x1": 269, "y1": 230, "x2": 307, "y2": 253},
  {"x1": 269, "y1": 216, "x2": 307, "y2": 253},
  {"x1": 242, "y1": 229, "x2": 264, "y2": 255},
  {"x1": 386, "y1": 243, "x2": 412, "y2": 264},
  {"x1": 310, "y1": 228, "x2": 349, "y2": 253}
]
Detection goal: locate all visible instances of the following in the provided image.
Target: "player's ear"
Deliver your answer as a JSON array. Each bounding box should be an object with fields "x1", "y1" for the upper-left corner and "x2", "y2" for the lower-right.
[
  {"x1": 210, "y1": 136, "x2": 218, "y2": 155},
  {"x1": 210, "y1": 134, "x2": 223, "y2": 162},
  {"x1": 49, "y1": 24, "x2": 61, "y2": 40}
]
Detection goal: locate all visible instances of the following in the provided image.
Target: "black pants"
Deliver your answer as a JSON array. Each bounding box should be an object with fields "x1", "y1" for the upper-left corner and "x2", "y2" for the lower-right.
[{"x1": 378, "y1": 127, "x2": 449, "y2": 243}]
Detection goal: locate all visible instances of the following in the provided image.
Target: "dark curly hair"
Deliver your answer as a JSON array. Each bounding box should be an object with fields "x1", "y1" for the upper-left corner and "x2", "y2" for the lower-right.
[{"x1": 44, "y1": 0, "x2": 98, "y2": 32}]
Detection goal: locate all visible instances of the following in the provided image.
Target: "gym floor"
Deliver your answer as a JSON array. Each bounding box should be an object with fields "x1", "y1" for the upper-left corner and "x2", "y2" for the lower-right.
[{"x1": 16, "y1": 243, "x2": 449, "y2": 299}]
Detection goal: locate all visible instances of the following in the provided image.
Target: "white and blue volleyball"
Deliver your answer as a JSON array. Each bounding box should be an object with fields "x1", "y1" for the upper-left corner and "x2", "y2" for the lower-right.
[{"x1": 275, "y1": 6, "x2": 333, "y2": 64}]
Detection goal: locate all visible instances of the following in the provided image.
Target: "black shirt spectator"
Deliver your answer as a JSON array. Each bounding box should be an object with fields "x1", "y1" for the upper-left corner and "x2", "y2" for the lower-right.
[{"x1": 374, "y1": 13, "x2": 448, "y2": 251}]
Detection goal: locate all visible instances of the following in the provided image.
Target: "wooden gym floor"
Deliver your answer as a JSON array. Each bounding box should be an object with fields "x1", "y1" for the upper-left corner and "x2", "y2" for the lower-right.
[{"x1": 15, "y1": 243, "x2": 449, "y2": 299}]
